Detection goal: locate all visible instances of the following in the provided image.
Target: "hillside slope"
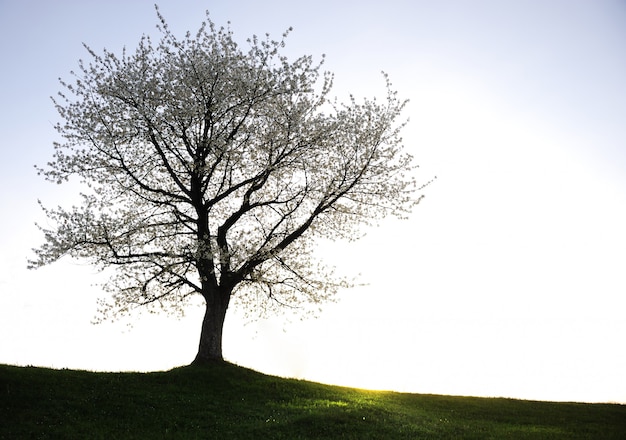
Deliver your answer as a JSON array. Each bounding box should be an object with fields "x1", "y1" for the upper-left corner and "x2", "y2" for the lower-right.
[{"x1": 1, "y1": 363, "x2": 625, "y2": 439}]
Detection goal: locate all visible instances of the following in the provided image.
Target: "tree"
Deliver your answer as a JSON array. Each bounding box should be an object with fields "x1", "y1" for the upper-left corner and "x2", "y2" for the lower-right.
[{"x1": 29, "y1": 8, "x2": 426, "y2": 364}]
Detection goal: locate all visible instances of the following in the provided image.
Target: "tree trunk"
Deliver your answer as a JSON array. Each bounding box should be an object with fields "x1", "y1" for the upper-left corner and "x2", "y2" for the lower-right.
[{"x1": 192, "y1": 287, "x2": 231, "y2": 365}]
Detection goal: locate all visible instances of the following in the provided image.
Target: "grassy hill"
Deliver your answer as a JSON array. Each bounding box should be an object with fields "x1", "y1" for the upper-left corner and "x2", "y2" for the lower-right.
[{"x1": 1, "y1": 362, "x2": 624, "y2": 439}]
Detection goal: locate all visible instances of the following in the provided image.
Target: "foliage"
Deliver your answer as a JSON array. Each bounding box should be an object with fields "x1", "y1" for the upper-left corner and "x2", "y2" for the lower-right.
[
  {"x1": 1, "y1": 363, "x2": 625, "y2": 439},
  {"x1": 29, "y1": 7, "x2": 423, "y2": 328}
]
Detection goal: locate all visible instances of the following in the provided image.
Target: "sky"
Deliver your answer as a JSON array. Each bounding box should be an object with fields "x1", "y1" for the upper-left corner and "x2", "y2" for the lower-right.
[{"x1": 1, "y1": 0, "x2": 625, "y2": 404}]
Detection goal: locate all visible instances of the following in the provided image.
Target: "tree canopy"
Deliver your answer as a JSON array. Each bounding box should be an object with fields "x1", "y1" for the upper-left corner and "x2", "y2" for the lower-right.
[{"x1": 29, "y1": 8, "x2": 427, "y2": 362}]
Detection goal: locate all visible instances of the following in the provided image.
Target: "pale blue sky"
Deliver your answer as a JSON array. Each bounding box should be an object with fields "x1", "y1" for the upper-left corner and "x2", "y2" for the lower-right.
[{"x1": 1, "y1": 0, "x2": 625, "y2": 403}]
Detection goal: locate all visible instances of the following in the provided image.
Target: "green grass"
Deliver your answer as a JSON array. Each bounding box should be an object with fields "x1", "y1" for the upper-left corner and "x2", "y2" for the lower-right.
[{"x1": 1, "y1": 362, "x2": 624, "y2": 439}]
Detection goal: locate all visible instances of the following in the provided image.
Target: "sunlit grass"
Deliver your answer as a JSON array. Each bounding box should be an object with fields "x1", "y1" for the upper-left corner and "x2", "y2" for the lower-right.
[{"x1": 1, "y1": 362, "x2": 625, "y2": 439}]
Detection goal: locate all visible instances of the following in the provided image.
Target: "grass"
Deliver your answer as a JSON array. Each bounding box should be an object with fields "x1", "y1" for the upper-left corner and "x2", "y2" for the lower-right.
[{"x1": 1, "y1": 362, "x2": 625, "y2": 439}]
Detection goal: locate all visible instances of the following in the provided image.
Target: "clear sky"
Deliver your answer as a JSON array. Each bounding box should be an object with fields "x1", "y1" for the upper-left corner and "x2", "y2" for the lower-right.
[{"x1": 1, "y1": 0, "x2": 625, "y2": 404}]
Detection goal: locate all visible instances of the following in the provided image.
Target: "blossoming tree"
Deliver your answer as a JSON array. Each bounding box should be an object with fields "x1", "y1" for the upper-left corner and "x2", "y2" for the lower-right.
[{"x1": 30, "y1": 8, "x2": 426, "y2": 364}]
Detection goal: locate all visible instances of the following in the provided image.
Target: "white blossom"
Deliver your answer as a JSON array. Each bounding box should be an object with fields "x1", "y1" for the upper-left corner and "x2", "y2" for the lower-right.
[{"x1": 30, "y1": 8, "x2": 429, "y2": 354}]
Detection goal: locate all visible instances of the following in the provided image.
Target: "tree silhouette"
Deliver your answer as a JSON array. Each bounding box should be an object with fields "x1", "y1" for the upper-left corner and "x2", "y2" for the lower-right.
[{"x1": 29, "y1": 8, "x2": 426, "y2": 363}]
